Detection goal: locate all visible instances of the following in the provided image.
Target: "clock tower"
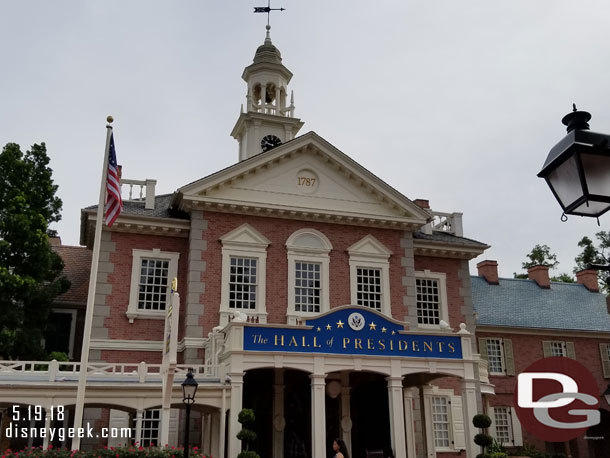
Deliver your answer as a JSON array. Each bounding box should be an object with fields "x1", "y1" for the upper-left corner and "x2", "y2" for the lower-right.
[{"x1": 231, "y1": 25, "x2": 304, "y2": 161}]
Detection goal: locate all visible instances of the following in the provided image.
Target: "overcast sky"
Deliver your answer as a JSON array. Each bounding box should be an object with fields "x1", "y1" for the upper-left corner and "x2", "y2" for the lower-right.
[{"x1": 2, "y1": 1, "x2": 610, "y2": 278}]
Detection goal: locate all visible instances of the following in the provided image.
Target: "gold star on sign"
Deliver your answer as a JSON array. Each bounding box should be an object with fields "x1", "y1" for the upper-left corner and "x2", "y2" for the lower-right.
[
  {"x1": 381, "y1": 327, "x2": 387, "y2": 333},
  {"x1": 317, "y1": 327, "x2": 321, "y2": 332},
  {"x1": 391, "y1": 330, "x2": 396, "y2": 335},
  {"x1": 369, "y1": 322, "x2": 377, "y2": 330},
  {"x1": 336, "y1": 320, "x2": 344, "y2": 329},
  {"x1": 326, "y1": 324, "x2": 332, "y2": 331}
]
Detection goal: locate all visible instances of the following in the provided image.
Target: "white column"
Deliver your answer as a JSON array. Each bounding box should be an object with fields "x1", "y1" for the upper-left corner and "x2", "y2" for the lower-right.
[
  {"x1": 387, "y1": 376, "x2": 407, "y2": 458},
  {"x1": 275, "y1": 87, "x2": 281, "y2": 115},
  {"x1": 310, "y1": 374, "x2": 327, "y2": 458},
  {"x1": 211, "y1": 411, "x2": 221, "y2": 458},
  {"x1": 134, "y1": 410, "x2": 144, "y2": 446},
  {"x1": 461, "y1": 379, "x2": 479, "y2": 458},
  {"x1": 403, "y1": 388, "x2": 417, "y2": 458},
  {"x1": 42, "y1": 410, "x2": 52, "y2": 449},
  {"x1": 219, "y1": 388, "x2": 227, "y2": 458},
  {"x1": 228, "y1": 372, "x2": 245, "y2": 458},
  {"x1": 202, "y1": 413, "x2": 211, "y2": 455},
  {"x1": 273, "y1": 370, "x2": 285, "y2": 458}
]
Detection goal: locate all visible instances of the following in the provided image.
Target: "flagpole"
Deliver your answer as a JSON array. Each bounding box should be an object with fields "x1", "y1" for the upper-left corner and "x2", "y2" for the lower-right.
[{"x1": 72, "y1": 116, "x2": 114, "y2": 450}]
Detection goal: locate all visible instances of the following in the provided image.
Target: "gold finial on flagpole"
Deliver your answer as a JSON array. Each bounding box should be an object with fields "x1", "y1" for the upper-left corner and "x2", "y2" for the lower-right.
[{"x1": 107, "y1": 115, "x2": 114, "y2": 124}]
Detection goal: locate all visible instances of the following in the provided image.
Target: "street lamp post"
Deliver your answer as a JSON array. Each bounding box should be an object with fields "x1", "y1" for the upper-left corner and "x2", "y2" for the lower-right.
[
  {"x1": 538, "y1": 105, "x2": 610, "y2": 219},
  {"x1": 182, "y1": 370, "x2": 199, "y2": 458}
]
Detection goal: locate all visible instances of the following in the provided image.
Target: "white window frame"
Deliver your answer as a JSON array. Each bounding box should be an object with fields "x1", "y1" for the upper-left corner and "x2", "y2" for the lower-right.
[
  {"x1": 486, "y1": 338, "x2": 505, "y2": 375},
  {"x1": 347, "y1": 235, "x2": 392, "y2": 316},
  {"x1": 415, "y1": 270, "x2": 449, "y2": 329},
  {"x1": 220, "y1": 224, "x2": 270, "y2": 327},
  {"x1": 492, "y1": 406, "x2": 513, "y2": 445},
  {"x1": 127, "y1": 249, "x2": 180, "y2": 323},
  {"x1": 550, "y1": 341, "x2": 566, "y2": 357},
  {"x1": 286, "y1": 229, "x2": 332, "y2": 325},
  {"x1": 489, "y1": 406, "x2": 523, "y2": 446},
  {"x1": 48, "y1": 308, "x2": 77, "y2": 359},
  {"x1": 422, "y1": 386, "x2": 465, "y2": 452}
]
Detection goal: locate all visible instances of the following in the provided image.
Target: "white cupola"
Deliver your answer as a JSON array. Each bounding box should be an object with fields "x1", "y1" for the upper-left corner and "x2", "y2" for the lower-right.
[{"x1": 231, "y1": 25, "x2": 304, "y2": 161}]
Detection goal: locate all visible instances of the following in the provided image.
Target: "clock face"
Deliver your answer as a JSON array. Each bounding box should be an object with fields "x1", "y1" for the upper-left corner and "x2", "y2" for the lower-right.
[{"x1": 261, "y1": 135, "x2": 282, "y2": 152}]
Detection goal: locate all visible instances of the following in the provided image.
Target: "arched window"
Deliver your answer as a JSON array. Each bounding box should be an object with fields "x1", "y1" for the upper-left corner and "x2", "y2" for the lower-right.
[{"x1": 285, "y1": 229, "x2": 333, "y2": 324}]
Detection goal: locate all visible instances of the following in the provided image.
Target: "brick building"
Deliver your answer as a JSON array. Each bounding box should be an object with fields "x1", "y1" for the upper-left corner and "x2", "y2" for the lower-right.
[
  {"x1": 473, "y1": 260, "x2": 610, "y2": 458},
  {"x1": 1, "y1": 26, "x2": 608, "y2": 458}
]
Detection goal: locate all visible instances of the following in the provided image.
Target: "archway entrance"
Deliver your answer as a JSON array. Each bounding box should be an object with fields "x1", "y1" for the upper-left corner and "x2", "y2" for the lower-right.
[{"x1": 348, "y1": 372, "x2": 392, "y2": 458}]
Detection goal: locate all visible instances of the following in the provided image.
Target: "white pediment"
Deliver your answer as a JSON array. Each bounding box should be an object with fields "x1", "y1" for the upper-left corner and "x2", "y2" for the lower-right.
[
  {"x1": 219, "y1": 223, "x2": 271, "y2": 248},
  {"x1": 178, "y1": 132, "x2": 431, "y2": 229},
  {"x1": 347, "y1": 235, "x2": 393, "y2": 258}
]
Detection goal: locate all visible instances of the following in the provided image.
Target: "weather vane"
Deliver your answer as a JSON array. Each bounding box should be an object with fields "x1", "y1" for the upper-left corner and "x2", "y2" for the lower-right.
[{"x1": 254, "y1": 0, "x2": 285, "y2": 27}]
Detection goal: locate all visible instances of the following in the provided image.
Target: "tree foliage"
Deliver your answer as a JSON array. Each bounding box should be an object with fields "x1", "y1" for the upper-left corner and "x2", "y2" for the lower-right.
[
  {"x1": 521, "y1": 244, "x2": 559, "y2": 270},
  {"x1": 0, "y1": 142, "x2": 69, "y2": 359},
  {"x1": 574, "y1": 232, "x2": 610, "y2": 294}
]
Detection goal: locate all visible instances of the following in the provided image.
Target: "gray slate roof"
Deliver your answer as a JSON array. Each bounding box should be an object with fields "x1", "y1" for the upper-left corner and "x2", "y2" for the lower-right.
[
  {"x1": 414, "y1": 231, "x2": 488, "y2": 248},
  {"x1": 471, "y1": 276, "x2": 610, "y2": 332},
  {"x1": 85, "y1": 194, "x2": 186, "y2": 219}
]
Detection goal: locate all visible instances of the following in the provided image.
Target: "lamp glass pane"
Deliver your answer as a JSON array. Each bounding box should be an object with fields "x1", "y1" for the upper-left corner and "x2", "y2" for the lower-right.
[
  {"x1": 571, "y1": 201, "x2": 610, "y2": 216},
  {"x1": 547, "y1": 155, "x2": 584, "y2": 208},
  {"x1": 580, "y1": 153, "x2": 610, "y2": 197}
]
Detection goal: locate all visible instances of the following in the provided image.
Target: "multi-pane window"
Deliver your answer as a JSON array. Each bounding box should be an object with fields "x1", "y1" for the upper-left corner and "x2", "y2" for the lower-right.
[
  {"x1": 356, "y1": 267, "x2": 382, "y2": 310},
  {"x1": 486, "y1": 339, "x2": 504, "y2": 374},
  {"x1": 431, "y1": 396, "x2": 450, "y2": 448},
  {"x1": 416, "y1": 278, "x2": 440, "y2": 325},
  {"x1": 494, "y1": 407, "x2": 512, "y2": 444},
  {"x1": 133, "y1": 409, "x2": 160, "y2": 447},
  {"x1": 295, "y1": 262, "x2": 321, "y2": 312},
  {"x1": 229, "y1": 257, "x2": 257, "y2": 309},
  {"x1": 138, "y1": 258, "x2": 169, "y2": 311},
  {"x1": 550, "y1": 341, "x2": 566, "y2": 357}
]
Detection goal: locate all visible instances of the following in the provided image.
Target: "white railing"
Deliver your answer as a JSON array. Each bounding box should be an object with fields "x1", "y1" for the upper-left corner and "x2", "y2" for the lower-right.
[
  {"x1": 0, "y1": 361, "x2": 220, "y2": 383},
  {"x1": 422, "y1": 211, "x2": 463, "y2": 237},
  {"x1": 121, "y1": 178, "x2": 157, "y2": 210}
]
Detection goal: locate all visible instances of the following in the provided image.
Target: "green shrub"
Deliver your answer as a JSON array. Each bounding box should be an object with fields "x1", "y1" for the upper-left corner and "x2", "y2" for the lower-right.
[
  {"x1": 236, "y1": 408, "x2": 259, "y2": 458},
  {"x1": 237, "y1": 452, "x2": 260, "y2": 458},
  {"x1": 472, "y1": 414, "x2": 492, "y2": 429},
  {"x1": 474, "y1": 433, "x2": 494, "y2": 448},
  {"x1": 475, "y1": 454, "x2": 491, "y2": 458},
  {"x1": 489, "y1": 453, "x2": 508, "y2": 458}
]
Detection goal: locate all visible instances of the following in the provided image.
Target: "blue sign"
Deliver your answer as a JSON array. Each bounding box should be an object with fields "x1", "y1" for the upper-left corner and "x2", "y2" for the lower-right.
[{"x1": 243, "y1": 307, "x2": 462, "y2": 359}]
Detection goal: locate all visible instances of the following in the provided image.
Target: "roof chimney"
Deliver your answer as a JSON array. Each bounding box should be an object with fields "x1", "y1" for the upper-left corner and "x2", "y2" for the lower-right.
[
  {"x1": 576, "y1": 269, "x2": 599, "y2": 292},
  {"x1": 49, "y1": 236, "x2": 61, "y2": 246},
  {"x1": 477, "y1": 260, "x2": 499, "y2": 285},
  {"x1": 414, "y1": 199, "x2": 430, "y2": 209},
  {"x1": 528, "y1": 265, "x2": 550, "y2": 289}
]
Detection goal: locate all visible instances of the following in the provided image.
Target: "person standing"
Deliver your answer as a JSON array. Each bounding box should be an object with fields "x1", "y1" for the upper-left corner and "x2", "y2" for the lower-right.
[{"x1": 332, "y1": 438, "x2": 350, "y2": 458}]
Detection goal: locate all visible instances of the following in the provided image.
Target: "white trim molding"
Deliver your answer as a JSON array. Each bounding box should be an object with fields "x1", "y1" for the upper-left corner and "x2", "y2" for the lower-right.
[
  {"x1": 90, "y1": 339, "x2": 164, "y2": 351},
  {"x1": 220, "y1": 224, "x2": 271, "y2": 327},
  {"x1": 422, "y1": 385, "x2": 466, "y2": 453},
  {"x1": 285, "y1": 228, "x2": 332, "y2": 324},
  {"x1": 415, "y1": 269, "x2": 449, "y2": 330},
  {"x1": 127, "y1": 248, "x2": 180, "y2": 323},
  {"x1": 348, "y1": 235, "x2": 392, "y2": 316}
]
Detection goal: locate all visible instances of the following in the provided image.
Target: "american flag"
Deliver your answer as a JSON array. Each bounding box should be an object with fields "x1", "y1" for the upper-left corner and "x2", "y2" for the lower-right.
[{"x1": 104, "y1": 133, "x2": 122, "y2": 227}]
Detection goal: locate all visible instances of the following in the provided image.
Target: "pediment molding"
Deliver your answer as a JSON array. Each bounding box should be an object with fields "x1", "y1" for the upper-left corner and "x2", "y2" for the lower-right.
[
  {"x1": 347, "y1": 235, "x2": 393, "y2": 259},
  {"x1": 176, "y1": 132, "x2": 431, "y2": 230},
  {"x1": 220, "y1": 223, "x2": 271, "y2": 248}
]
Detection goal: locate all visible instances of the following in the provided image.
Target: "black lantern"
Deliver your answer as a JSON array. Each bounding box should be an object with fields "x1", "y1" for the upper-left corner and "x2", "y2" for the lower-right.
[
  {"x1": 538, "y1": 106, "x2": 610, "y2": 218},
  {"x1": 181, "y1": 370, "x2": 198, "y2": 458},
  {"x1": 182, "y1": 370, "x2": 198, "y2": 404}
]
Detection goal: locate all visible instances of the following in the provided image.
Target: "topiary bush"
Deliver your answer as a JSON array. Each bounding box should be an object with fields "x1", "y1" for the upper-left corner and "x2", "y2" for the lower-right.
[
  {"x1": 474, "y1": 433, "x2": 494, "y2": 448},
  {"x1": 236, "y1": 408, "x2": 260, "y2": 458},
  {"x1": 472, "y1": 414, "x2": 492, "y2": 429}
]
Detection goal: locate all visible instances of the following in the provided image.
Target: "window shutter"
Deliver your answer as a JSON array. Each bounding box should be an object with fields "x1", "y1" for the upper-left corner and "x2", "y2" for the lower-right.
[
  {"x1": 478, "y1": 338, "x2": 488, "y2": 360},
  {"x1": 510, "y1": 407, "x2": 523, "y2": 446},
  {"x1": 168, "y1": 408, "x2": 179, "y2": 447},
  {"x1": 503, "y1": 339, "x2": 515, "y2": 376},
  {"x1": 542, "y1": 341, "x2": 552, "y2": 358},
  {"x1": 600, "y1": 344, "x2": 610, "y2": 378},
  {"x1": 565, "y1": 342, "x2": 576, "y2": 359},
  {"x1": 451, "y1": 395, "x2": 466, "y2": 450},
  {"x1": 108, "y1": 409, "x2": 129, "y2": 447}
]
